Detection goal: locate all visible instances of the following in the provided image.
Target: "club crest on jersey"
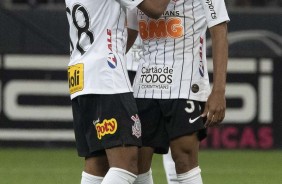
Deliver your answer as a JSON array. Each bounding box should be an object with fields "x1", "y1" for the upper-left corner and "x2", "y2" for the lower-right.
[
  {"x1": 107, "y1": 29, "x2": 117, "y2": 68},
  {"x1": 131, "y1": 114, "x2": 141, "y2": 138}
]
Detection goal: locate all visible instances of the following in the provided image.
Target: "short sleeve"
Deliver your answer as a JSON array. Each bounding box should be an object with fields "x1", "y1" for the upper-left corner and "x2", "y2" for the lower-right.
[
  {"x1": 127, "y1": 8, "x2": 139, "y2": 30},
  {"x1": 201, "y1": 0, "x2": 230, "y2": 28}
]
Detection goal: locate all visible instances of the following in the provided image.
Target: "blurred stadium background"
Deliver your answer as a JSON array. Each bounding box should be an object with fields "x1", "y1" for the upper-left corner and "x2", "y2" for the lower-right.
[{"x1": 0, "y1": 0, "x2": 282, "y2": 183}]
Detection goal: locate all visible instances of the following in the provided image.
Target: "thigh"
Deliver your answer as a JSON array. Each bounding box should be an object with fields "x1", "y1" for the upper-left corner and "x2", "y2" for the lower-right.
[{"x1": 135, "y1": 98, "x2": 169, "y2": 154}]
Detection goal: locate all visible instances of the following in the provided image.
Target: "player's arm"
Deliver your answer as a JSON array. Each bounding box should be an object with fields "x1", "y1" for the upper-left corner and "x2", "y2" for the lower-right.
[
  {"x1": 126, "y1": 28, "x2": 139, "y2": 53},
  {"x1": 202, "y1": 22, "x2": 228, "y2": 127},
  {"x1": 137, "y1": 0, "x2": 170, "y2": 19}
]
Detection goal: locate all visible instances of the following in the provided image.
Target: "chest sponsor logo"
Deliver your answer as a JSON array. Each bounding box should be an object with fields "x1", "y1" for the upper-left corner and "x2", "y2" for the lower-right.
[
  {"x1": 94, "y1": 118, "x2": 118, "y2": 140},
  {"x1": 139, "y1": 18, "x2": 184, "y2": 40},
  {"x1": 68, "y1": 63, "x2": 84, "y2": 94},
  {"x1": 139, "y1": 66, "x2": 173, "y2": 90}
]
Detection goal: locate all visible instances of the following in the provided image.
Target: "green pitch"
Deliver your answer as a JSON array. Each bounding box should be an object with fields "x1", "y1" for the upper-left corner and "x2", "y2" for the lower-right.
[{"x1": 0, "y1": 148, "x2": 281, "y2": 184}]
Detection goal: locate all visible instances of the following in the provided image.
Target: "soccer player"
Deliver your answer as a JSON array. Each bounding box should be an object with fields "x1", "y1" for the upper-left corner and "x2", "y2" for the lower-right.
[
  {"x1": 127, "y1": 0, "x2": 230, "y2": 183},
  {"x1": 65, "y1": 0, "x2": 170, "y2": 184}
]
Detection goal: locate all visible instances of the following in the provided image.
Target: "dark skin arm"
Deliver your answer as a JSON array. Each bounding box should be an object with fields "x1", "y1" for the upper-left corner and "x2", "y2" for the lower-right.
[
  {"x1": 126, "y1": 0, "x2": 170, "y2": 50},
  {"x1": 202, "y1": 22, "x2": 228, "y2": 127},
  {"x1": 137, "y1": 0, "x2": 170, "y2": 19},
  {"x1": 126, "y1": 28, "x2": 139, "y2": 53}
]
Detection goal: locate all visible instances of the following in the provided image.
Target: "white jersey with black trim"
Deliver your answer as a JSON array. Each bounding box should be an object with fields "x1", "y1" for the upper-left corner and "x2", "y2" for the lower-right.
[
  {"x1": 65, "y1": 0, "x2": 143, "y2": 99},
  {"x1": 126, "y1": 36, "x2": 143, "y2": 71},
  {"x1": 127, "y1": 0, "x2": 229, "y2": 101}
]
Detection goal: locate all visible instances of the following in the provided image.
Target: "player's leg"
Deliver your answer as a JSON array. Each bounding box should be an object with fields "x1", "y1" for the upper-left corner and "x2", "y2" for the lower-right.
[
  {"x1": 82, "y1": 146, "x2": 139, "y2": 184},
  {"x1": 101, "y1": 146, "x2": 139, "y2": 184},
  {"x1": 165, "y1": 100, "x2": 206, "y2": 184},
  {"x1": 133, "y1": 147, "x2": 154, "y2": 184},
  {"x1": 133, "y1": 99, "x2": 169, "y2": 184},
  {"x1": 72, "y1": 95, "x2": 109, "y2": 184},
  {"x1": 81, "y1": 155, "x2": 108, "y2": 184},
  {"x1": 99, "y1": 93, "x2": 141, "y2": 184},
  {"x1": 163, "y1": 148, "x2": 178, "y2": 184},
  {"x1": 170, "y1": 134, "x2": 203, "y2": 184}
]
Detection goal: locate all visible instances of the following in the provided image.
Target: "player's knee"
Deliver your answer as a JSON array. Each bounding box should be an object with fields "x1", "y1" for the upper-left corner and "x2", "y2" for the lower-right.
[
  {"x1": 106, "y1": 146, "x2": 139, "y2": 174},
  {"x1": 128, "y1": 155, "x2": 139, "y2": 174},
  {"x1": 137, "y1": 147, "x2": 154, "y2": 174},
  {"x1": 84, "y1": 156, "x2": 109, "y2": 176},
  {"x1": 174, "y1": 159, "x2": 190, "y2": 173},
  {"x1": 117, "y1": 152, "x2": 138, "y2": 174},
  {"x1": 171, "y1": 149, "x2": 198, "y2": 173}
]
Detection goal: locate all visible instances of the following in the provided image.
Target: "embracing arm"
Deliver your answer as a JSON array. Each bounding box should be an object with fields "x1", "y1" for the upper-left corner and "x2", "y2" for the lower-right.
[
  {"x1": 202, "y1": 22, "x2": 228, "y2": 127},
  {"x1": 137, "y1": 0, "x2": 170, "y2": 19},
  {"x1": 126, "y1": 28, "x2": 139, "y2": 53}
]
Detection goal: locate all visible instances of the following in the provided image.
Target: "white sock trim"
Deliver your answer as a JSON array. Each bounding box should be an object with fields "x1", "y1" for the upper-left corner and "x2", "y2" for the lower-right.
[
  {"x1": 101, "y1": 167, "x2": 137, "y2": 184},
  {"x1": 177, "y1": 166, "x2": 201, "y2": 178},
  {"x1": 110, "y1": 167, "x2": 137, "y2": 178},
  {"x1": 137, "y1": 168, "x2": 152, "y2": 178},
  {"x1": 81, "y1": 171, "x2": 103, "y2": 184},
  {"x1": 134, "y1": 169, "x2": 153, "y2": 183},
  {"x1": 82, "y1": 171, "x2": 104, "y2": 180},
  {"x1": 177, "y1": 166, "x2": 203, "y2": 184}
]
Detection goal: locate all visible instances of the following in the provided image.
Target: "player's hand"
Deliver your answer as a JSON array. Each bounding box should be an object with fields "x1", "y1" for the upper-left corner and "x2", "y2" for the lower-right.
[{"x1": 201, "y1": 90, "x2": 226, "y2": 127}]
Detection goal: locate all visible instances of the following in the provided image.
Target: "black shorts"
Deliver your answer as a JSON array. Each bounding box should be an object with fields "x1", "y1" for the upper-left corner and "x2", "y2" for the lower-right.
[
  {"x1": 72, "y1": 93, "x2": 142, "y2": 157},
  {"x1": 135, "y1": 99, "x2": 207, "y2": 154}
]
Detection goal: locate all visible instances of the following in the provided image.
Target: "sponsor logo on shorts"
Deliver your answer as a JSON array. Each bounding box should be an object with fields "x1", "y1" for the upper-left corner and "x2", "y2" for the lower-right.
[
  {"x1": 139, "y1": 65, "x2": 173, "y2": 90},
  {"x1": 107, "y1": 29, "x2": 117, "y2": 68},
  {"x1": 131, "y1": 115, "x2": 141, "y2": 138},
  {"x1": 185, "y1": 101, "x2": 202, "y2": 123},
  {"x1": 189, "y1": 115, "x2": 201, "y2": 124},
  {"x1": 94, "y1": 118, "x2": 118, "y2": 140},
  {"x1": 68, "y1": 63, "x2": 84, "y2": 94}
]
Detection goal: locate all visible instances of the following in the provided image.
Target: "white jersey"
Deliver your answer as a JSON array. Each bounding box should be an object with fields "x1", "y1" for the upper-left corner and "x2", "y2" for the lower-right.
[
  {"x1": 65, "y1": 0, "x2": 143, "y2": 99},
  {"x1": 126, "y1": 36, "x2": 143, "y2": 71},
  {"x1": 127, "y1": 0, "x2": 229, "y2": 100}
]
